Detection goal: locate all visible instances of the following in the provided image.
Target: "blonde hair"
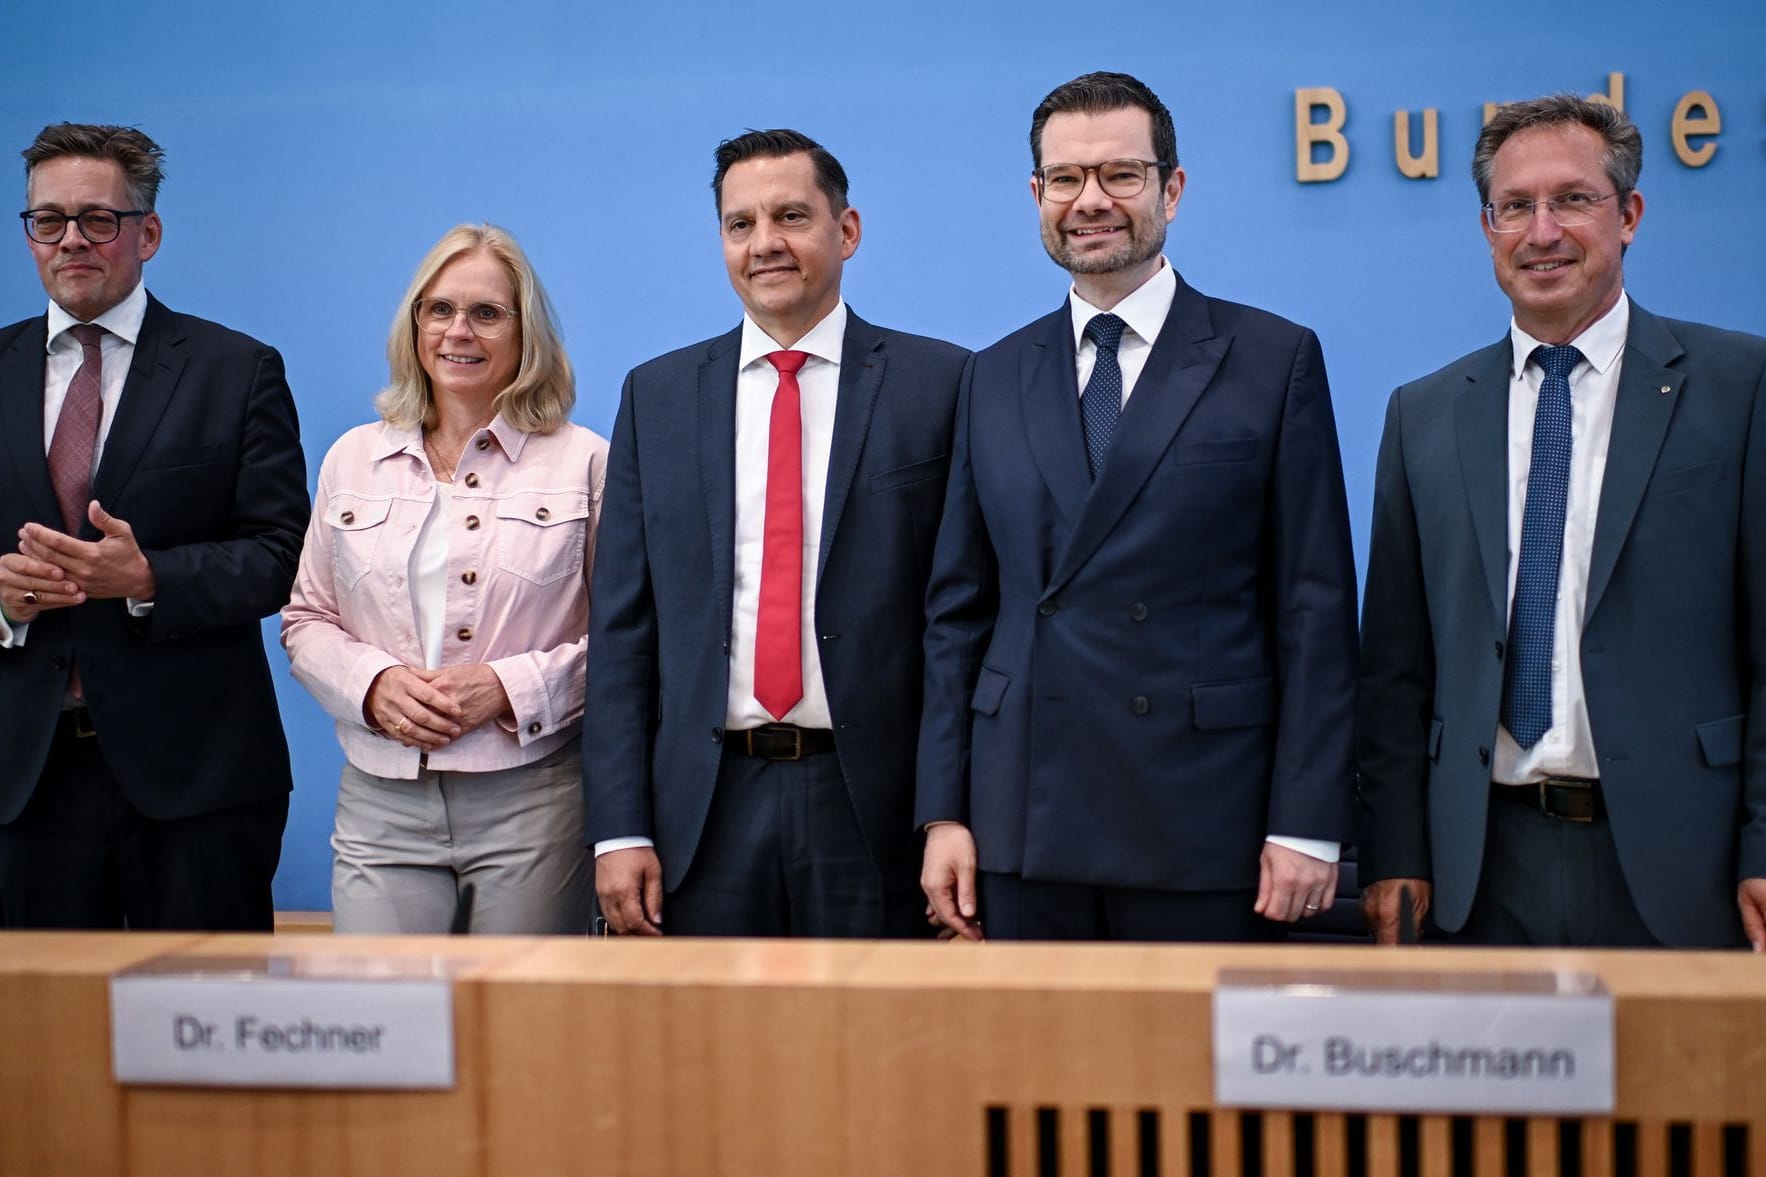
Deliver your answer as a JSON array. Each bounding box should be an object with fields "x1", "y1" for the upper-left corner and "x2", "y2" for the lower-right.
[{"x1": 378, "y1": 223, "x2": 575, "y2": 433}]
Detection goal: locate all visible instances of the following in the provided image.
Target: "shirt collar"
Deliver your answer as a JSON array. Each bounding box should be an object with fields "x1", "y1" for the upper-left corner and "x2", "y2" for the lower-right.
[
  {"x1": 1508, "y1": 292, "x2": 1630, "y2": 379},
  {"x1": 1069, "y1": 258, "x2": 1175, "y2": 351},
  {"x1": 45, "y1": 280, "x2": 148, "y2": 351},
  {"x1": 371, "y1": 410, "x2": 525, "y2": 464},
  {"x1": 738, "y1": 300, "x2": 847, "y2": 372}
]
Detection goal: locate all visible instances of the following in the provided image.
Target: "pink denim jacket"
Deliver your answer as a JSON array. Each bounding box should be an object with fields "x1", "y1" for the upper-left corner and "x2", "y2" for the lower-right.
[{"x1": 282, "y1": 414, "x2": 607, "y2": 779}]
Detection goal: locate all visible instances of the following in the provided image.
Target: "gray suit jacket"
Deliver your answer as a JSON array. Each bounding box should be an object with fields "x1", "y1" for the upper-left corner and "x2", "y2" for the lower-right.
[{"x1": 1358, "y1": 299, "x2": 1766, "y2": 946}]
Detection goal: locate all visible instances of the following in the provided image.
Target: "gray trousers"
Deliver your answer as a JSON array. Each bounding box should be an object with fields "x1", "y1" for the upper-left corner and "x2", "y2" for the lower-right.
[{"x1": 331, "y1": 740, "x2": 592, "y2": 935}]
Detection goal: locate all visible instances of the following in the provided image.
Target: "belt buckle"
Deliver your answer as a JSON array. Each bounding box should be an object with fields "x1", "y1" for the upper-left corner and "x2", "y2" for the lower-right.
[
  {"x1": 72, "y1": 709, "x2": 98, "y2": 739},
  {"x1": 1538, "y1": 777, "x2": 1596, "y2": 823},
  {"x1": 773, "y1": 725, "x2": 804, "y2": 761},
  {"x1": 747, "y1": 724, "x2": 803, "y2": 761}
]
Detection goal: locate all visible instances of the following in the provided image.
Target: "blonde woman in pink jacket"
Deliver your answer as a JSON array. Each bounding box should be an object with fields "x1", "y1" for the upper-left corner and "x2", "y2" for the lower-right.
[{"x1": 282, "y1": 224, "x2": 607, "y2": 934}]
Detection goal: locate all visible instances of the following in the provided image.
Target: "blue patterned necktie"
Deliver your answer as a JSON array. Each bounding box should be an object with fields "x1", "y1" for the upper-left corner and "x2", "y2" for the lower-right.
[
  {"x1": 1500, "y1": 343, "x2": 1582, "y2": 748},
  {"x1": 1081, "y1": 313, "x2": 1126, "y2": 478}
]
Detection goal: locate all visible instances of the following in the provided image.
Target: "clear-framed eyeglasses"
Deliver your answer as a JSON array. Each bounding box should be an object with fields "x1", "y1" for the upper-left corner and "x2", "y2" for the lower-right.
[
  {"x1": 412, "y1": 298, "x2": 520, "y2": 340},
  {"x1": 1481, "y1": 191, "x2": 1623, "y2": 233}
]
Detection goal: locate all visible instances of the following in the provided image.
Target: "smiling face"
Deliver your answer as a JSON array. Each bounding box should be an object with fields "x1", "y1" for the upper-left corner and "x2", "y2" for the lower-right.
[
  {"x1": 1483, "y1": 122, "x2": 1642, "y2": 344},
  {"x1": 416, "y1": 248, "x2": 520, "y2": 412},
  {"x1": 1033, "y1": 106, "x2": 1182, "y2": 307},
  {"x1": 719, "y1": 152, "x2": 861, "y2": 347},
  {"x1": 26, "y1": 155, "x2": 161, "y2": 321}
]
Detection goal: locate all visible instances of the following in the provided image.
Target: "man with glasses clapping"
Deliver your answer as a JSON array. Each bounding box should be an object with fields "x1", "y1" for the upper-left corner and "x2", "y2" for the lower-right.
[{"x1": 0, "y1": 123, "x2": 308, "y2": 931}]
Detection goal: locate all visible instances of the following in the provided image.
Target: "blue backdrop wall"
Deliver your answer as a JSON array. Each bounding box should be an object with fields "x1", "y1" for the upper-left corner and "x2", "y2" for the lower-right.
[{"x1": 4, "y1": 0, "x2": 1762, "y2": 909}]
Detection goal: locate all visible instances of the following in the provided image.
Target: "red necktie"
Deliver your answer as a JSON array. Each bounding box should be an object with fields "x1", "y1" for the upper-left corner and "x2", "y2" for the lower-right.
[
  {"x1": 49, "y1": 323, "x2": 106, "y2": 533},
  {"x1": 754, "y1": 350, "x2": 809, "y2": 720}
]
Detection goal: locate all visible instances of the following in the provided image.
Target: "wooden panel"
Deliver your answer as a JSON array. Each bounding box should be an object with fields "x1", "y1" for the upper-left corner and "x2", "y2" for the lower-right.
[
  {"x1": 1418, "y1": 1116, "x2": 1453, "y2": 1177},
  {"x1": 1690, "y1": 1120, "x2": 1723, "y2": 1177},
  {"x1": 1314, "y1": 1113, "x2": 1349, "y2": 1177},
  {"x1": 1473, "y1": 1117, "x2": 1505, "y2": 1177},
  {"x1": 1636, "y1": 1119, "x2": 1670, "y2": 1177},
  {"x1": 1161, "y1": 1107, "x2": 1192, "y2": 1177},
  {"x1": 1365, "y1": 1114, "x2": 1401, "y2": 1177},
  {"x1": 1109, "y1": 1107, "x2": 1141, "y2": 1177},
  {"x1": 1582, "y1": 1119, "x2": 1615, "y2": 1177},
  {"x1": 1262, "y1": 1110, "x2": 1296, "y2": 1177},
  {"x1": 1210, "y1": 1109, "x2": 1242, "y2": 1177},
  {"x1": 1526, "y1": 1117, "x2": 1557, "y2": 1177}
]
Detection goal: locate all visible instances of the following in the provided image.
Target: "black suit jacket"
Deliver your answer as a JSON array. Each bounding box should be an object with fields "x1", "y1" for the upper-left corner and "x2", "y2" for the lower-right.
[
  {"x1": 583, "y1": 310, "x2": 968, "y2": 891},
  {"x1": 0, "y1": 295, "x2": 309, "y2": 822}
]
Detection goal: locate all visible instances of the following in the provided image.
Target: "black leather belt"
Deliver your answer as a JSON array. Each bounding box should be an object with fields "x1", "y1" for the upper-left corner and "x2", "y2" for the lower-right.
[
  {"x1": 1492, "y1": 777, "x2": 1603, "y2": 823},
  {"x1": 57, "y1": 707, "x2": 98, "y2": 740},
  {"x1": 731, "y1": 724, "x2": 836, "y2": 760}
]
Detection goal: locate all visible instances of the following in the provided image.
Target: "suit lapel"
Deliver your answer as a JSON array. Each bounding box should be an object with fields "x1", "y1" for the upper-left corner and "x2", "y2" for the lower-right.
[
  {"x1": 92, "y1": 297, "x2": 187, "y2": 521},
  {"x1": 1048, "y1": 276, "x2": 1226, "y2": 594},
  {"x1": 816, "y1": 311, "x2": 884, "y2": 591},
  {"x1": 1585, "y1": 301, "x2": 1682, "y2": 621},
  {"x1": 0, "y1": 317, "x2": 60, "y2": 525},
  {"x1": 697, "y1": 328, "x2": 742, "y2": 627},
  {"x1": 1020, "y1": 307, "x2": 1090, "y2": 529},
  {"x1": 1453, "y1": 341, "x2": 1514, "y2": 625}
]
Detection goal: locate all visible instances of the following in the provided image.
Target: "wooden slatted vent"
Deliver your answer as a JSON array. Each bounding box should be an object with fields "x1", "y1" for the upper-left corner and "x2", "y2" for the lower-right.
[{"x1": 983, "y1": 1107, "x2": 1751, "y2": 1177}]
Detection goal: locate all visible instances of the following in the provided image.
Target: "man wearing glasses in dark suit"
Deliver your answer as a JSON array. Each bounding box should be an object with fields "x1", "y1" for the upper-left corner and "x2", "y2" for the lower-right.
[{"x1": 0, "y1": 123, "x2": 308, "y2": 930}]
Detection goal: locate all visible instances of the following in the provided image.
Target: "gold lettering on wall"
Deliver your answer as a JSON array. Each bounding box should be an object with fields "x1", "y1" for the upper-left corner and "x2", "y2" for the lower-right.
[
  {"x1": 1587, "y1": 72, "x2": 1627, "y2": 112},
  {"x1": 1393, "y1": 109, "x2": 1439, "y2": 179},
  {"x1": 1295, "y1": 87, "x2": 1349, "y2": 182},
  {"x1": 1671, "y1": 90, "x2": 1722, "y2": 166}
]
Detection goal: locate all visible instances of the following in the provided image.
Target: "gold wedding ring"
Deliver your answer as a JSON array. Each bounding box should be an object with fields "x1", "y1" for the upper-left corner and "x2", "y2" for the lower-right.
[{"x1": 395, "y1": 717, "x2": 409, "y2": 735}]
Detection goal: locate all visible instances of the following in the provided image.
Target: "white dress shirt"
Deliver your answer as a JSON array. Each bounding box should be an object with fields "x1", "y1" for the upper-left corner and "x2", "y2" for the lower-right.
[
  {"x1": 1493, "y1": 295, "x2": 1629, "y2": 785},
  {"x1": 1066, "y1": 262, "x2": 1337, "y2": 865},
  {"x1": 596, "y1": 303, "x2": 848, "y2": 861},
  {"x1": 0, "y1": 282, "x2": 151, "y2": 649},
  {"x1": 723, "y1": 301, "x2": 846, "y2": 730}
]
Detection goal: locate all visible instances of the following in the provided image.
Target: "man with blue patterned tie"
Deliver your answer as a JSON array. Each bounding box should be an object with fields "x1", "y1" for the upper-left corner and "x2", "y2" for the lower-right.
[
  {"x1": 1358, "y1": 94, "x2": 1766, "y2": 949},
  {"x1": 917, "y1": 73, "x2": 1360, "y2": 942}
]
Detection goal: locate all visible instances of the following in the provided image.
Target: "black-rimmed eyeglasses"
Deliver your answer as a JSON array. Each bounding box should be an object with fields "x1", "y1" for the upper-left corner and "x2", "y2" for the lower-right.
[
  {"x1": 20, "y1": 207, "x2": 147, "y2": 245},
  {"x1": 1034, "y1": 159, "x2": 1171, "y2": 204}
]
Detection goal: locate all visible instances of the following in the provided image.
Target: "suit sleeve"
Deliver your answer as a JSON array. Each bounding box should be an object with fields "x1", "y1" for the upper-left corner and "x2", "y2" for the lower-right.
[
  {"x1": 139, "y1": 344, "x2": 309, "y2": 639},
  {"x1": 1261, "y1": 329, "x2": 1359, "y2": 844},
  {"x1": 582, "y1": 373, "x2": 659, "y2": 845},
  {"x1": 915, "y1": 355, "x2": 997, "y2": 829},
  {"x1": 1739, "y1": 357, "x2": 1766, "y2": 882},
  {"x1": 1355, "y1": 388, "x2": 1436, "y2": 883}
]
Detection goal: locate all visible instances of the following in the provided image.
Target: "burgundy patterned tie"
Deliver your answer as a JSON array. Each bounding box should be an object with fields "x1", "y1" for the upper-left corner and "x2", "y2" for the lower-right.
[{"x1": 48, "y1": 324, "x2": 106, "y2": 533}]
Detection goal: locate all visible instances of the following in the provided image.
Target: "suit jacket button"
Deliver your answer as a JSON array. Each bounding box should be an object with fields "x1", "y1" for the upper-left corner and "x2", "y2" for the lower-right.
[
  {"x1": 528, "y1": 722, "x2": 542, "y2": 735},
  {"x1": 1478, "y1": 746, "x2": 1490, "y2": 766},
  {"x1": 1130, "y1": 696, "x2": 1150, "y2": 715},
  {"x1": 1038, "y1": 601, "x2": 1058, "y2": 617},
  {"x1": 711, "y1": 727, "x2": 724, "y2": 743},
  {"x1": 1130, "y1": 603, "x2": 1148, "y2": 622},
  {"x1": 49, "y1": 656, "x2": 66, "y2": 671},
  {"x1": 1494, "y1": 641, "x2": 1504, "y2": 660}
]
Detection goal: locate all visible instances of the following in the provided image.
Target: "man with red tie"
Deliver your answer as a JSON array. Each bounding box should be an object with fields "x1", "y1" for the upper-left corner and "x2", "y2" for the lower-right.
[
  {"x1": 0, "y1": 124, "x2": 308, "y2": 929},
  {"x1": 586, "y1": 130, "x2": 969, "y2": 936}
]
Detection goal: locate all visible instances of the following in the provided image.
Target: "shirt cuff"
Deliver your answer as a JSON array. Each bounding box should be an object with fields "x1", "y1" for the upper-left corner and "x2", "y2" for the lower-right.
[
  {"x1": 594, "y1": 836, "x2": 655, "y2": 858},
  {"x1": 0, "y1": 615, "x2": 25, "y2": 647},
  {"x1": 126, "y1": 598, "x2": 154, "y2": 617},
  {"x1": 1265, "y1": 835, "x2": 1340, "y2": 863}
]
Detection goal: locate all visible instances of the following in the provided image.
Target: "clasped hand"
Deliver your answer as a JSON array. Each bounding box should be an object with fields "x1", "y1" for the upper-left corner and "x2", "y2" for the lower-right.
[
  {"x1": 2, "y1": 502, "x2": 153, "y2": 623},
  {"x1": 364, "y1": 663, "x2": 511, "y2": 749}
]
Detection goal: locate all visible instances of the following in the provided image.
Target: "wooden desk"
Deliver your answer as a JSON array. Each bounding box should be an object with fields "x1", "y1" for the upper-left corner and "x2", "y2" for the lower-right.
[{"x1": 1, "y1": 935, "x2": 1761, "y2": 1176}]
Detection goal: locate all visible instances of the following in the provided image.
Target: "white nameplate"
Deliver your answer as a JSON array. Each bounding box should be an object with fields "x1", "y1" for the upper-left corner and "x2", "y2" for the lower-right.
[
  {"x1": 1213, "y1": 968, "x2": 1613, "y2": 1114},
  {"x1": 111, "y1": 954, "x2": 455, "y2": 1089}
]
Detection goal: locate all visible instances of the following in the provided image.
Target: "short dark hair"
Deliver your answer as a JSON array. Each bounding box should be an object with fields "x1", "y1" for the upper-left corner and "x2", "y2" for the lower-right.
[
  {"x1": 1472, "y1": 94, "x2": 1642, "y2": 204},
  {"x1": 711, "y1": 129, "x2": 849, "y2": 217},
  {"x1": 1029, "y1": 71, "x2": 1178, "y2": 176},
  {"x1": 23, "y1": 123, "x2": 166, "y2": 211}
]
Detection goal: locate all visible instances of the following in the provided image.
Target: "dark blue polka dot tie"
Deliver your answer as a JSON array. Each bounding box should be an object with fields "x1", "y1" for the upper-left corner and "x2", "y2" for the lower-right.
[
  {"x1": 1081, "y1": 313, "x2": 1126, "y2": 478},
  {"x1": 1500, "y1": 343, "x2": 1582, "y2": 749}
]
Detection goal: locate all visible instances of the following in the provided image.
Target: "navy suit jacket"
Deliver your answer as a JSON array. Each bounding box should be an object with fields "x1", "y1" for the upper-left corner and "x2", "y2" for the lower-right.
[
  {"x1": 0, "y1": 295, "x2": 308, "y2": 823},
  {"x1": 1358, "y1": 300, "x2": 1766, "y2": 947},
  {"x1": 583, "y1": 311, "x2": 968, "y2": 891},
  {"x1": 916, "y1": 272, "x2": 1359, "y2": 892}
]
